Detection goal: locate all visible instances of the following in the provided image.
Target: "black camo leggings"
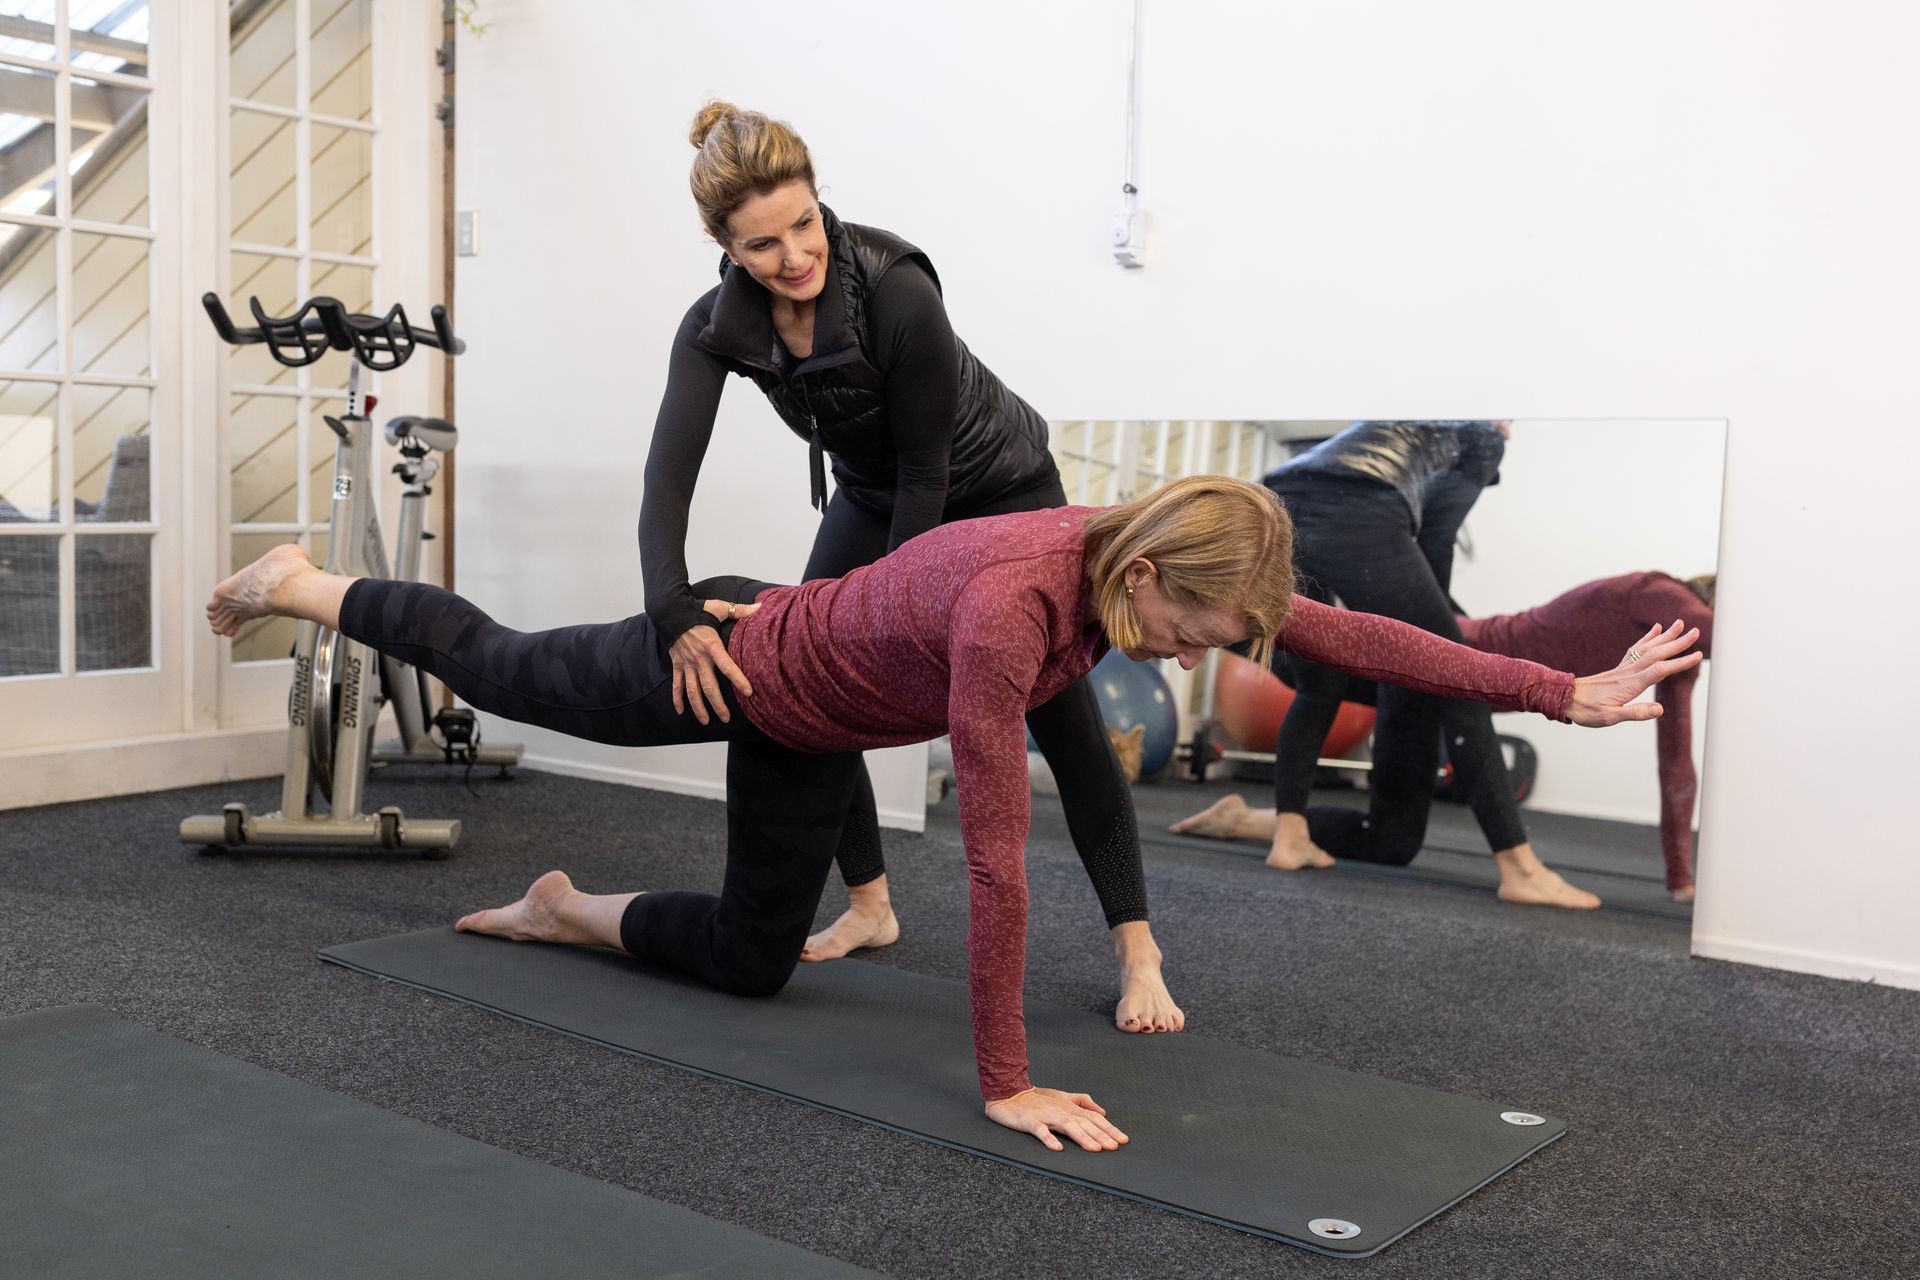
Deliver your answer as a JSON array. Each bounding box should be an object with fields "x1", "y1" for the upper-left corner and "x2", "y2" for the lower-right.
[{"x1": 338, "y1": 572, "x2": 857, "y2": 998}]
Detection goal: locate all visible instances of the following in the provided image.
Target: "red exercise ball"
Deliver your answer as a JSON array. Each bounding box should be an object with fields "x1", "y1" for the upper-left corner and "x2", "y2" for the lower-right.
[{"x1": 1213, "y1": 652, "x2": 1376, "y2": 756}]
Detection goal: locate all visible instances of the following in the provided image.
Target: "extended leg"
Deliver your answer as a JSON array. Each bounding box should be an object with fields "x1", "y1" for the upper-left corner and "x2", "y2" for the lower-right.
[{"x1": 210, "y1": 544, "x2": 738, "y2": 749}]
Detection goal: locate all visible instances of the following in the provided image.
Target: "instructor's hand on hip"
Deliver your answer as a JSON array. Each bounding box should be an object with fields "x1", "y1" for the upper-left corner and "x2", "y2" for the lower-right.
[
  {"x1": 985, "y1": 1087, "x2": 1129, "y2": 1153},
  {"x1": 668, "y1": 599, "x2": 761, "y2": 725},
  {"x1": 1568, "y1": 620, "x2": 1703, "y2": 727}
]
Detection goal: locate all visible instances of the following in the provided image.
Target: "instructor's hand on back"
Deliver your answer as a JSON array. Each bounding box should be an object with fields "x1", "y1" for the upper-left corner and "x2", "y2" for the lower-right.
[
  {"x1": 985, "y1": 1087, "x2": 1129, "y2": 1153},
  {"x1": 669, "y1": 599, "x2": 763, "y2": 726}
]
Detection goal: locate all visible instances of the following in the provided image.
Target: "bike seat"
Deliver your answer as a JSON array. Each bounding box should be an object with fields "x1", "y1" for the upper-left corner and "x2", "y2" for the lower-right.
[{"x1": 384, "y1": 416, "x2": 458, "y2": 452}]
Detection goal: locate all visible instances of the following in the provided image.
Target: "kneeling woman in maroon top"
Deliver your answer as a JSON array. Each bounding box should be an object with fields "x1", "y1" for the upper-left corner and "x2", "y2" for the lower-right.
[{"x1": 206, "y1": 477, "x2": 1698, "y2": 1152}]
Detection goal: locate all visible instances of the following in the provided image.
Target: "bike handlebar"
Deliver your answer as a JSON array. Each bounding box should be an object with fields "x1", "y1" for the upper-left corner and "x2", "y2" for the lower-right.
[{"x1": 201, "y1": 293, "x2": 466, "y2": 370}]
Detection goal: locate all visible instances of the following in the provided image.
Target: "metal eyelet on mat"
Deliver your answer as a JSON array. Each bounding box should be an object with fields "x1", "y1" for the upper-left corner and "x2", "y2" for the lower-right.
[
  {"x1": 1501, "y1": 1111, "x2": 1546, "y2": 1126},
  {"x1": 1309, "y1": 1218, "x2": 1362, "y2": 1240}
]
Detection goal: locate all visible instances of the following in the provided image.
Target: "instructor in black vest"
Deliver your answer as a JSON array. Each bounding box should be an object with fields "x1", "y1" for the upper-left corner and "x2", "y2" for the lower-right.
[{"x1": 637, "y1": 102, "x2": 1179, "y2": 1035}]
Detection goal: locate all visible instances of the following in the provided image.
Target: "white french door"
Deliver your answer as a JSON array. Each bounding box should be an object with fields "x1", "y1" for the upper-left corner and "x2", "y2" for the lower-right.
[
  {"x1": 0, "y1": 0, "x2": 440, "y2": 776},
  {"x1": 0, "y1": 0, "x2": 178, "y2": 749}
]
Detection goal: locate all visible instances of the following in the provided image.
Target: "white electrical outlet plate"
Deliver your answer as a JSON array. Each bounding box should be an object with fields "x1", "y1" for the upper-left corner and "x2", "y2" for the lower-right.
[{"x1": 455, "y1": 210, "x2": 478, "y2": 257}]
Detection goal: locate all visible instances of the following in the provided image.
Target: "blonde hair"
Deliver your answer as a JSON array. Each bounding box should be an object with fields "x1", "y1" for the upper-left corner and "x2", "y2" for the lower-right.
[
  {"x1": 1082, "y1": 476, "x2": 1295, "y2": 666},
  {"x1": 688, "y1": 101, "x2": 817, "y2": 244}
]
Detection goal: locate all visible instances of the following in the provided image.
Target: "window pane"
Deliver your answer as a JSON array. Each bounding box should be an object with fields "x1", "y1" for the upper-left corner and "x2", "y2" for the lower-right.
[
  {"x1": 230, "y1": 392, "x2": 297, "y2": 524},
  {"x1": 75, "y1": 531, "x2": 150, "y2": 671},
  {"x1": 0, "y1": 376, "x2": 56, "y2": 522},
  {"x1": 230, "y1": 532, "x2": 293, "y2": 662},
  {"x1": 0, "y1": 219, "x2": 58, "y2": 371},
  {"x1": 310, "y1": 259, "x2": 370, "y2": 312},
  {"x1": 72, "y1": 231, "x2": 149, "y2": 376},
  {"x1": 230, "y1": 108, "x2": 296, "y2": 247},
  {"x1": 71, "y1": 1, "x2": 151, "y2": 78},
  {"x1": 0, "y1": 63, "x2": 59, "y2": 218},
  {"x1": 230, "y1": 0, "x2": 295, "y2": 108},
  {"x1": 226, "y1": 252, "x2": 299, "y2": 387},
  {"x1": 74, "y1": 383, "x2": 149, "y2": 521},
  {"x1": 310, "y1": 124, "x2": 370, "y2": 257},
  {"x1": 0, "y1": 5, "x2": 58, "y2": 62},
  {"x1": 72, "y1": 79, "x2": 149, "y2": 228},
  {"x1": 0, "y1": 533, "x2": 58, "y2": 675},
  {"x1": 310, "y1": 0, "x2": 372, "y2": 121}
]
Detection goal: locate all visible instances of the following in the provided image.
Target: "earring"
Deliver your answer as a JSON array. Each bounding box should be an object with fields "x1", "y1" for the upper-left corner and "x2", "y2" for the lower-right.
[{"x1": 1125, "y1": 586, "x2": 1135, "y2": 599}]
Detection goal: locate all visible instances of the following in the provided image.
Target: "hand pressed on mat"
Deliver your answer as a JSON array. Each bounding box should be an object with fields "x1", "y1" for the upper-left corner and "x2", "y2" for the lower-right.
[{"x1": 986, "y1": 1087, "x2": 1129, "y2": 1153}]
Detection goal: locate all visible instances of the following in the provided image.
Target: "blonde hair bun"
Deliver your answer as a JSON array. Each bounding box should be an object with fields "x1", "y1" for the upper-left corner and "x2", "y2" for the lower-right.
[
  {"x1": 689, "y1": 100, "x2": 739, "y2": 148},
  {"x1": 686, "y1": 102, "x2": 817, "y2": 243}
]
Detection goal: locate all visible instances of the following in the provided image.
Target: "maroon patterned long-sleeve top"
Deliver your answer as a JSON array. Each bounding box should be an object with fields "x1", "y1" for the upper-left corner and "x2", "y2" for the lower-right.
[
  {"x1": 1459, "y1": 572, "x2": 1714, "y2": 892},
  {"x1": 731, "y1": 507, "x2": 1577, "y2": 1101}
]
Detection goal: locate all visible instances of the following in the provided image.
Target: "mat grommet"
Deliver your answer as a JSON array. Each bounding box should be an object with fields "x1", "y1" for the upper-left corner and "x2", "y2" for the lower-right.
[
  {"x1": 1309, "y1": 1218, "x2": 1362, "y2": 1240},
  {"x1": 1501, "y1": 1111, "x2": 1546, "y2": 1126}
]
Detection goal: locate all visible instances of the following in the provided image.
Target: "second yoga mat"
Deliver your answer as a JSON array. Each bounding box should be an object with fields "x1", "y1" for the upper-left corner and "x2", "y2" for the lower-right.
[
  {"x1": 0, "y1": 1004, "x2": 878, "y2": 1280},
  {"x1": 322, "y1": 928, "x2": 1565, "y2": 1257}
]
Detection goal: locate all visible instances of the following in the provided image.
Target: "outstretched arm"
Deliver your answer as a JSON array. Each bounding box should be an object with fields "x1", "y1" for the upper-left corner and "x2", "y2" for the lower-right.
[
  {"x1": 1564, "y1": 621, "x2": 1704, "y2": 726},
  {"x1": 1278, "y1": 598, "x2": 1702, "y2": 726},
  {"x1": 1653, "y1": 668, "x2": 1701, "y2": 893}
]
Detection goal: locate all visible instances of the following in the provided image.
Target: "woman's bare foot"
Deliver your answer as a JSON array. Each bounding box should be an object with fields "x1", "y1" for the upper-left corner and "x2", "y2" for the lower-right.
[
  {"x1": 1493, "y1": 847, "x2": 1602, "y2": 910},
  {"x1": 1670, "y1": 885, "x2": 1696, "y2": 904},
  {"x1": 1266, "y1": 812, "x2": 1335, "y2": 870},
  {"x1": 1168, "y1": 793, "x2": 1278, "y2": 842},
  {"x1": 207, "y1": 543, "x2": 314, "y2": 637},
  {"x1": 457, "y1": 871, "x2": 606, "y2": 945},
  {"x1": 1114, "y1": 962, "x2": 1186, "y2": 1034},
  {"x1": 801, "y1": 888, "x2": 900, "y2": 962},
  {"x1": 1110, "y1": 921, "x2": 1184, "y2": 1034}
]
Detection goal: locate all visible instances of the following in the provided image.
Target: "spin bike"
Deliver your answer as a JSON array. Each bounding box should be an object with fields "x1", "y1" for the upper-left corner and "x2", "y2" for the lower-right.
[{"x1": 180, "y1": 293, "x2": 520, "y2": 856}]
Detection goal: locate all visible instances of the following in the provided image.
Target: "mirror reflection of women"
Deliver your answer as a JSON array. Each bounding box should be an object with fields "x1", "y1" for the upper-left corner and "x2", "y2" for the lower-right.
[
  {"x1": 1258, "y1": 421, "x2": 1601, "y2": 908},
  {"x1": 1179, "y1": 570, "x2": 1715, "y2": 903}
]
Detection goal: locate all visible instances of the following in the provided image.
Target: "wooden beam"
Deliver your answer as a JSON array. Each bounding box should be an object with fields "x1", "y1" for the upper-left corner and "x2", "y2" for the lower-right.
[{"x1": 0, "y1": 15, "x2": 149, "y2": 66}]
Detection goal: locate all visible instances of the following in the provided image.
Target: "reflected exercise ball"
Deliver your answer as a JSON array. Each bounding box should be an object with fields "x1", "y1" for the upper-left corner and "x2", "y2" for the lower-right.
[{"x1": 1213, "y1": 651, "x2": 1375, "y2": 756}]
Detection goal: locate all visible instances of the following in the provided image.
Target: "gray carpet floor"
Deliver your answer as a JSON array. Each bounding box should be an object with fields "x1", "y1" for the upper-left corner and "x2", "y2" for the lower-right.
[{"x1": 2, "y1": 766, "x2": 1915, "y2": 1279}]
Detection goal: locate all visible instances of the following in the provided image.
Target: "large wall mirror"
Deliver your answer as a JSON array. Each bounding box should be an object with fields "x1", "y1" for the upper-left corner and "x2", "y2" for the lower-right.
[{"x1": 1030, "y1": 418, "x2": 1725, "y2": 918}]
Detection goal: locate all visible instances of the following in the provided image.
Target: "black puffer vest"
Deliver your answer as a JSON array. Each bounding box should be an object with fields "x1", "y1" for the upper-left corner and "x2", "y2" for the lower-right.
[{"x1": 694, "y1": 205, "x2": 1054, "y2": 515}]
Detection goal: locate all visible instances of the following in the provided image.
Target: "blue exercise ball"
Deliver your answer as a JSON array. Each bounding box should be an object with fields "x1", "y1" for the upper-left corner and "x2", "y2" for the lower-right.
[{"x1": 1090, "y1": 649, "x2": 1180, "y2": 778}]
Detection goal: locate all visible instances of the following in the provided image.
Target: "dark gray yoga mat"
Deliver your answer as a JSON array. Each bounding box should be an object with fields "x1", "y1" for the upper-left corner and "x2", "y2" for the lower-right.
[
  {"x1": 0, "y1": 1004, "x2": 880, "y2": 1280},
  {"x1": 322, "y1": 929, "x2": 1566, "y2": 1257}
]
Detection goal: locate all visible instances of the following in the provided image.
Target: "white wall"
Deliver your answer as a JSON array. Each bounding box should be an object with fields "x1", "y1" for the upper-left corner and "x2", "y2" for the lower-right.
[
  {"x1": 453, "y1": 1, "x2": 1920, "y2": 988},
  {"x1": 1454, "y1": 419, "x2": 1723, "y2": 824}
]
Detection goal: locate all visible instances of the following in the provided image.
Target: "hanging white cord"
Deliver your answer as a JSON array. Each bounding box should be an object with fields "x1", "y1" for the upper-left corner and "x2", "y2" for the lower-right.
[
  {"x1": 1122, "y1": 0, "x2": 1140, "y2": 197},
  {"x1": 1113, "y1": 0, "x2": 1146, "y2": 267}
]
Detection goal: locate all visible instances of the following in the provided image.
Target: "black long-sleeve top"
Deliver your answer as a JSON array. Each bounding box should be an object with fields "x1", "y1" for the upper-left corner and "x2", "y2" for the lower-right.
[{"x1": 638, "y1": 260, "x2": 960, "y2": 644}]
